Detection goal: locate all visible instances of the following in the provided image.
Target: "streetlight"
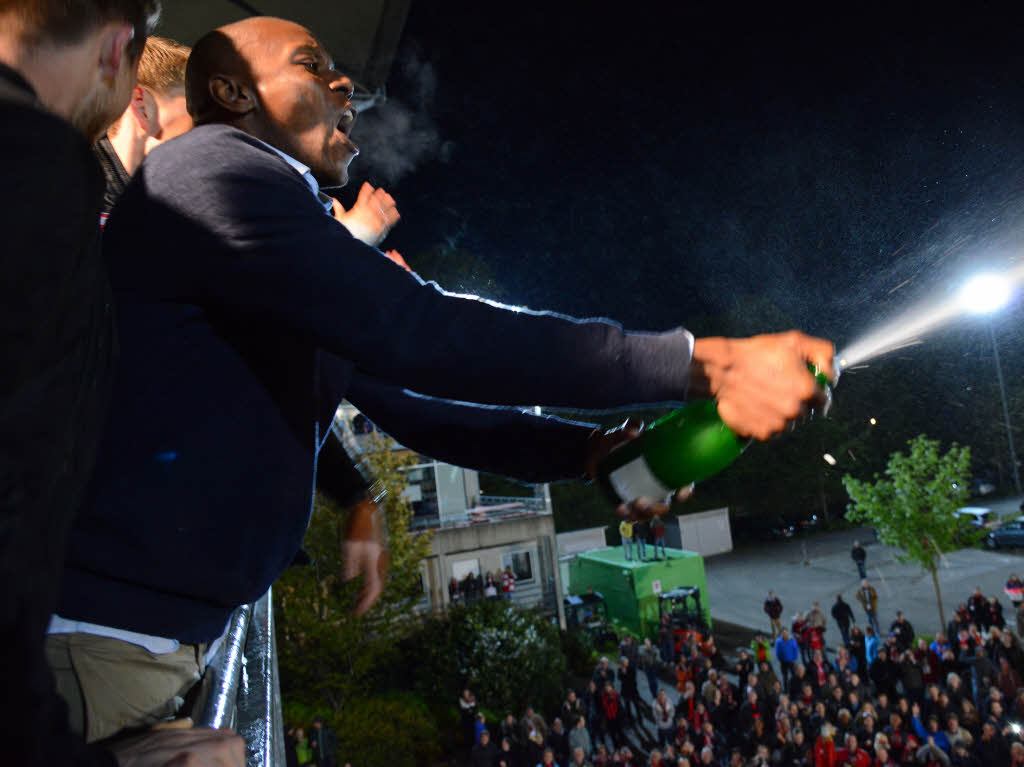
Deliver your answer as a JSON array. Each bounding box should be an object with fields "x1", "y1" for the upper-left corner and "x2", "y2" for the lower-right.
[{"x1": 959, "y1": 273, "x2": 1021, "y2": 497}]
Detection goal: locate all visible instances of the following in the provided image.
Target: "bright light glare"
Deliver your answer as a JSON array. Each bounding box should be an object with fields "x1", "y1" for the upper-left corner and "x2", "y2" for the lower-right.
[
  {"x1": 823, "y1": 453, "x2": 837, "y2": 466},
  {"x1": 959, "y1": 273, "x2": 1012, "y2": 315},
  {"x1": 869, "y1": 418, "x2": 877, "y2": 425}
]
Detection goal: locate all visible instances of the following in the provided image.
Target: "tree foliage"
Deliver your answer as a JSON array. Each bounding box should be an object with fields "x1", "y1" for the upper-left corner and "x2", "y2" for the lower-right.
[
  {"x1": 275, "y1": 433, "x2": 434, "y2": 712},
  {"x1": 843, "y1": 434, "x2": 973, "y2": 627},
  {"x1": 401, "y1": 599, "x2": 567, "y2": 717}
]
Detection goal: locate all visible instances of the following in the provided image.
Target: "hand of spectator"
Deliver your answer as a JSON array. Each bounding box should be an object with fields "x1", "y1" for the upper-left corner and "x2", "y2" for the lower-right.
[
  {"x1": 584, "y1": 418, "x2": 695, "y2": 520},
  {"x1": 911, "y1": 701, "x2": 921, "y2": 718},
  {"x1": 329, "y1": 182, "x2": 400, "y2": 247},
  {"x1": 689, "y1": 331, "x2": 835, "y2": 440},
  {"x1": 342, "y1": 496, "x2": 389, "y2": 615},
  {"x1": 109, "y1": 720, "x2": 245, "y2": 767}
]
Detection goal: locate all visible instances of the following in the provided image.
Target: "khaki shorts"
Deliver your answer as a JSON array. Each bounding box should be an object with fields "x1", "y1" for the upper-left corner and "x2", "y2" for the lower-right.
[{"x1": 46, "y1": 633, "x2": 204, "y2": 742}]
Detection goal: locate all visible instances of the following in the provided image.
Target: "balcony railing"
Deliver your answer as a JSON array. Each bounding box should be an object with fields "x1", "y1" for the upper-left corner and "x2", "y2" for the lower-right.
[{"x1": 192, "y1": 589, "x2": 285, "y2": 767}]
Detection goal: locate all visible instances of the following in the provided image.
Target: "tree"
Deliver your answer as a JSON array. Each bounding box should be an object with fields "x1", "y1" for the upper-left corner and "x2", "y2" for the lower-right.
[
  {"x1": 843, "y1": 434, "x2": 973, "y2": 629},
  {"x1": 402, "y1": 599, "x2": 568, "y2": 717},
  {"x1": 276, "y1": 432, "x2": 434, "y2": 712}
]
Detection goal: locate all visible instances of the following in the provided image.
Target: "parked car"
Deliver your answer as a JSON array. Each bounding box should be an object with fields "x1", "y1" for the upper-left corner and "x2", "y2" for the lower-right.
[
  {"x1": 986, "y1": 517, "x2": 1024, "y2": 549},
  {"x1": 955, "y1": 507, "x2": 998, "y2": 528}
]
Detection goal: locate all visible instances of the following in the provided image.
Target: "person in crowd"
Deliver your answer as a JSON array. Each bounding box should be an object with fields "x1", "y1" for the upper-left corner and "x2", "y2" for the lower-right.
[
  {"x1": 523, "y1": 733, "x2": 545, "y2": 767},
  {"x1": 654, "y1": 689, "x2": 677, "y2": 746},
  {"x1": 774, "y1": 628, "x2": 801, "y2": 690},
  {"x1": 594, "y1": 656, "x2": 615, "y2": 688},
  {"x1": 806, "y1": 602, "x2": 827, "y2": 633},
  {"x1": 988, "y1": 596, "x2": 1005, "y2": 630},
  {"x1": 500, "y1": 713, "x2": 521, "y2": 752},
  {"x1": 310, "y1": 716, "x2": 336, "y2": 767},
  {"x1": 972, "y1": 721, "x2": 1008, "y2": 764},
  {"x1": 890, "y1": 611, "x2": 915, "y2": 653},
  {"x1": 619, "y1": 656, "x2": 642, "y2": 724},
  {"x1": 547, "y1": 718, "x2": 569, "y2": 766},
  {"x1": 484, "y1": 572, "x2": 500, "y2": 599},
  {"x1": 832, "y1": 594, "x2": 856, "y2": 648},
  {"x1": 641, "y1": 637, "x2": 662, "y2": 698},
  {"x1": 619, "y1": 634, "x2": 639, "y2": 668},
  {"x1": 0, "y1": 1, "x2": 249, "y2": 764},
  {"x1": 764, "y1": 592, "x2": 784, "y2": 639},
  {"x1": 474, "y1": 712, "x2": 487, "y2": 746},
  {"x1": 967, "y1": 588, "x2": 988, "y2": 629},
  {"x1": 521, "y1": 705, "x2": 548, "y2": 744},
  {"x1": 503, "y1": 565, "x2": 518, "y2": 600},
  {"x1": 568, "y1": 714, "x2": 592, "y2": 759},
  {"x1": 459, "y1": 689, "x2": 479, "y2": 748},
  {"x1": 851, "y1": 541, "x2": 868, "y2": 580},
  {"x1": 562, "y1": 689, "x2": 585, "y2": 729},
  {"x1": 470, "y1": 729, "x2": 497, "y2": 767},
  {"x1": 1006, "y1": 574, "x2": 1024, "y2": 610},
  {"x1": 294, "y1": 727, "x2": 313, "y2": 767},
  {"x1": 857, "y1": 579, "x2": 881, "y2": 635},
  {"x1": 601, "y1": 681, "x2": 627, "y2": 749},
  {"x1": 791, "y1": 611, "x2": 809, "y2": 665},
  {"x1": 496, "y1": 736, "x2": 518, "y2": 767},
  {"x1": 570, "y1": 746, "x2": 592, "y2": 767}
]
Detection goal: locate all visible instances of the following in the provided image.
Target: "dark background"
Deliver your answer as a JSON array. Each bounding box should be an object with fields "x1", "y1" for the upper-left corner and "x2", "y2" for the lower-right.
[{"x1": 345, "y1": 4, "x2": 1024, "y2": 526}]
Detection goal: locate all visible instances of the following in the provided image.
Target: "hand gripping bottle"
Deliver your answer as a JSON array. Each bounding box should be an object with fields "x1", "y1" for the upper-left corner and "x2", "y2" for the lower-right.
[{"x1": 596, "y1": 365, "x2": 831, "y2": 505}]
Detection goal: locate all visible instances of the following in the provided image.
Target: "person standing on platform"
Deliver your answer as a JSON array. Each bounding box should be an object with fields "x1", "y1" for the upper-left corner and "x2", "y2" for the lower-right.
[
  {"x1": 652, "y1": 517, "x2": 668, "y2": 559},
  {"x1": 621, "y1": 519, "x2": 635, "y2": 561}
]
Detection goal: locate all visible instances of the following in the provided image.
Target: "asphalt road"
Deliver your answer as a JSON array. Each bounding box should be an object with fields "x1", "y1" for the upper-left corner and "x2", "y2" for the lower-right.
[{"x1": 705, "y1": 495, "x2": 1024, "y2": 641}]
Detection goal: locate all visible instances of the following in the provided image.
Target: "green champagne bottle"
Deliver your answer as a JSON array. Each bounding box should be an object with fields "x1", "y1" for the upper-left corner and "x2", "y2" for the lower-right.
[{"x1": 596, "y1": 366, "x2": 831, "y2": 505}]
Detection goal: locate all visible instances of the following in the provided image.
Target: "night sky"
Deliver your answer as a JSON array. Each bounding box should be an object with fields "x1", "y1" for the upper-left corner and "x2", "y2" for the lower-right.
[{"x1": 347, "y1": 4, "x2": 1024, "y2": 481}]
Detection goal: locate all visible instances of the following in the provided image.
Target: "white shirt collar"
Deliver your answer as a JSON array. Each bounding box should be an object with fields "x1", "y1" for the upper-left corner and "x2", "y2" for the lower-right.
[{"x1": 255, "y1": 138, "x2": 334, "y2": 214}]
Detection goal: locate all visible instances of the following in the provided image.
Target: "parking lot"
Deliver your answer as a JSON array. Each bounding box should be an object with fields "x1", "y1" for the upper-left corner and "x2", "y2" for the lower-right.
[{"x1": 705, "y1": 496, "x2": 1024, "y2": 640}]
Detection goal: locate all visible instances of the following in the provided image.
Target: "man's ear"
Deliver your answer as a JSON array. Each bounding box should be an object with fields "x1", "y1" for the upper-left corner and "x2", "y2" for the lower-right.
[
  {"x1": 128, "y1": 85, "x2": 152, "y2": 134},
  {"x1": 98, "y1": 22, "x2": 135, "y2": 85},
  {"x1": 208, "y1": 74, "x2": 257, "y2": 115}
]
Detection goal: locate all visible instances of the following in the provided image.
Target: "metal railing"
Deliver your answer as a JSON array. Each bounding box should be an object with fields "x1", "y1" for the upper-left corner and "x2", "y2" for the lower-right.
[{"x1": 193, "y1": 589, "x2": 285, "y2": 767}]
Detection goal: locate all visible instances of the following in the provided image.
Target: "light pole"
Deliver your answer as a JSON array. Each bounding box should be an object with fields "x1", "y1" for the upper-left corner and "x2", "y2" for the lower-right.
[
  {"x1": 988, "y1": 319, "x2": 1021, "y2": 497},
  {"x1": 959, "y1": 273, "x2": 1021, "y2": 497}
]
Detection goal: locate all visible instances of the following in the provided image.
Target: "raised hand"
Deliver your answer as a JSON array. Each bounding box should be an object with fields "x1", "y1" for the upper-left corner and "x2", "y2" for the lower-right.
[{"x1": 330, "y1": 182, "x2": 400, "y2": 247}]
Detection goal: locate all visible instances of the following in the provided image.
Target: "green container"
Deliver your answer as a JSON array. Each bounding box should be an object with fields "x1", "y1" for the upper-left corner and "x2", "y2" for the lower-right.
[{"x1": 567, "y1": 547, "x2": 710, "y2": 638}]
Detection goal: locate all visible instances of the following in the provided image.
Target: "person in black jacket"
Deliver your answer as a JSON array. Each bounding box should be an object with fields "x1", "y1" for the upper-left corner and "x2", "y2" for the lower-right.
[
  {"x1": 0, "y1": 1, "x2": 241, "y2": 765},
  {"x1": 54, "y1": 14, "x2": 834, "y2": 733},
  {"x1": 831, "y1": 594, "x2": 856, "y2": 648},
  {"x1": 618, "y1": 657, "x2": 641, "y2": 724},
  {"x1": 851, "y1": 541, "x2": 867, "y2": 579},
  {"x1": 470, "y1": 730, "x2": 498, "y2": 767}
]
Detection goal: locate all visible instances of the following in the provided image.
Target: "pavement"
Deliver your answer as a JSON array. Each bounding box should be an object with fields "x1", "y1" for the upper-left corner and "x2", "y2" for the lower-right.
[{"x1": 704, "y1": 495, "x2": 1024, "y2": 640}]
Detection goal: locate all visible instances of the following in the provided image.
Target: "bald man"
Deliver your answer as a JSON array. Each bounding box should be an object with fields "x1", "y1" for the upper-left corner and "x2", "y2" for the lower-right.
[{"x1": 52, "y1": 16, "x2": 833, "y2": 736}]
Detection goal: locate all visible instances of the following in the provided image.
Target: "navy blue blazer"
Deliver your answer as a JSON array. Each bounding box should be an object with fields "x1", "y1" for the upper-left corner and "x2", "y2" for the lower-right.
[{"x1": 58, "y1": 124, "x2": 693, "y2": 642}]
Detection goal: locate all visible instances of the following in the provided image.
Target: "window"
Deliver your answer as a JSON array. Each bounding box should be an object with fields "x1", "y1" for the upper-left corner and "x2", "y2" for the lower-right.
[
  {"x1": 451, "y1": 559, "x2": 480, "y2": 581},
  {"x1": 502, "y1": 550, "x2": 534, "y2": 583}
]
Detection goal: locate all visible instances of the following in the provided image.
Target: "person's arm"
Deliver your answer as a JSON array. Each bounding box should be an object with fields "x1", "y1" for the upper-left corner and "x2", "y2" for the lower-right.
[
  {"x1": 344, "y1": 371, "x2": 597, "y2": 482},
  {"x1": 123, "y1": 131, "x2": 833, "y2": 436}
]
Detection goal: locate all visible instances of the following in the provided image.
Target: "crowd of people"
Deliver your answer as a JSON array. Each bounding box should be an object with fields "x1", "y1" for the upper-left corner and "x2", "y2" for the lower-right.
[
  {"x1": 464, "y1": 567, "x2": 1024, "y2": 767},
  {"x1": 285, "y1": 718, "x2": 337, "y2": 767},
  {"x1": 450, "y1": 567, "x2": 518, "y2": 604}
]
